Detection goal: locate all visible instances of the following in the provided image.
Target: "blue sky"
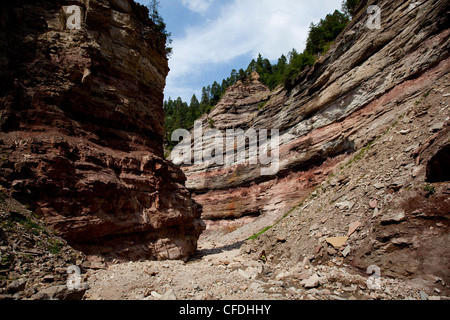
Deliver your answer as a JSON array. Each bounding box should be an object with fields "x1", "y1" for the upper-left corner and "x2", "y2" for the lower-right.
[{"x1": 135, "y1": 0, "x2": 344, "y2": 102}]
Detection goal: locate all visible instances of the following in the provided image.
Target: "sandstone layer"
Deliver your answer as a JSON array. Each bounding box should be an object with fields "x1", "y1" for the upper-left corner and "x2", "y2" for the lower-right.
[
  {"x1": 243, "y1": 67, "x2": 450, "y2": 290},
  {"x1": 0, "y1": 0, "x2": 204, "y2": 261},
  {"x1": 182, "y1": 0, "x2": 449, "y2": 252}
]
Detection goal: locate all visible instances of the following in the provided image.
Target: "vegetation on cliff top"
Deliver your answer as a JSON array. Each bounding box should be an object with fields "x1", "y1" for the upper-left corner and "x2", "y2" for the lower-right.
[
  {"x1": 144, "y1": 0, "x2": 173, "y2": 58},
  {"x1": 163, "y1": 0, "x2": 361, "y2": 149}
]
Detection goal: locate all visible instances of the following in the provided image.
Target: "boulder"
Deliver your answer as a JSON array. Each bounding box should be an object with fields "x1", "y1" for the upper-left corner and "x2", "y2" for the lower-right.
[
  {"x1": 326, "y1": 237, "x2": 349, "y2": 249},
  {"x1": 300, "y1": 274, "x2": 322, "y2": 289}
]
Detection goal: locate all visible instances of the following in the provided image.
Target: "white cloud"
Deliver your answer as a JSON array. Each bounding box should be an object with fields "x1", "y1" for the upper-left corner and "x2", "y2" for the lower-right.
[
  {"x1": 166, "y1": 0, "x2": 343, "y2": 100},
  {"x1": 181, "y1": 0, "x2": 214, "y2": 13}
]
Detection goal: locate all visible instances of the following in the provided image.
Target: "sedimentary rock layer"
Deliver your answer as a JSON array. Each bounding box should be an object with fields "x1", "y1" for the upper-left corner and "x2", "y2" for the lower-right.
[
  {"x1": 183, "y1": 0, "x2": 449, "y2": 233},
  {"x1": 0, "y1": 0, "x2": 204, "y2": 261}
]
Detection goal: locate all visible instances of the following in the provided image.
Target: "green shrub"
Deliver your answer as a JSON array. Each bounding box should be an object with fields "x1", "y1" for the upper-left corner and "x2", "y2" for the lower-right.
[
  {"x1": 48, "y1": 239, "x2": 64, "y2": 255},
  {"x1": 248, "y1": 226, "x2": 273, "y2": 240},
  {"x1": 423, "y1": 184, "x2": 436, "y2": 195}
]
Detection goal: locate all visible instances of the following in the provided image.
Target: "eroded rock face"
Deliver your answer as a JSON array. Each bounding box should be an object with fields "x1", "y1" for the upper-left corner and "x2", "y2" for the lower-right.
[
  {"x1": 0, "y1": 0, "x2": 204, "y2": 261},
  {"x1": 182, "y1": 0, "x2": 450, "y2": 241}
]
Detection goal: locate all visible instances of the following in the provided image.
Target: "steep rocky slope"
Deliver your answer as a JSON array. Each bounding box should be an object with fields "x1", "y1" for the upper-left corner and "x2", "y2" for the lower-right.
[
  {"x1": 242, "y1": 74, "x2": 450, "y2": 294},
  {"x1": 183, "y1": 0, "x2": 449, "y2": 246},
  {"x1": 0, "y1": 191, "x2": 89, "y2": 300},
  {"x1": 0, "y1": 0, "x2": 204, "y2": 262}
]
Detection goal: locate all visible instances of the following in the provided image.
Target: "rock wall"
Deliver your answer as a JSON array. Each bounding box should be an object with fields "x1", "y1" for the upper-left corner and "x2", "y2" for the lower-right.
[
  {"x1": 182, "y1": 0, "x2": 449, "y2": 243},
  {"x1": 0, "y1": 0, "x2": 204, "y2": 261},
  {"x1": 243, "y1": 69, "x2": 450, "y2": 287}
]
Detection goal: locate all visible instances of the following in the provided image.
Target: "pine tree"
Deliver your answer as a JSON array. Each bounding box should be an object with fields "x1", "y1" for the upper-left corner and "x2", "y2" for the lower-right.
[
  {"x1": 230, "y1": 69, "x2": 237, "y2": 84},
  {"x1": 221, "y1": 79, "x2": 229, "y2": 92},
  {"x1": 211, "y1": 81, "x2": 222, "y2": 103},
  {"x1": 238, "y1": 68, "x2": 247, "y2": 81},
  {"x1": 342, "y1": 0, "x2": 361, "y2": 18},
  {"x1": 201, "y1": 87, "x2": 209, "y2": 104},
  {"x1": 246, "y1": 59, "x2": 257, "y2": 74},
  {"x1": 147, "y1": 0, "x2": 172, "y2": 57}
]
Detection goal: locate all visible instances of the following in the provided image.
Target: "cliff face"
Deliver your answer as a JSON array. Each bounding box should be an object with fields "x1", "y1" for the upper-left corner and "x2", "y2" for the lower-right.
[
  {"x1": 183, "y1": 0, "x2": 449, "y2": 263},
  {"x1": 0, "y1": 0, "x2": 204, "y2": 261}
]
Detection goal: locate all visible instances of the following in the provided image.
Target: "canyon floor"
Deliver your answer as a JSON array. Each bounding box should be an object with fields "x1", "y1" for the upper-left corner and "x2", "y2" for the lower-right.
[
  {"x1": 84, "y1": 234, "x2": 446, "y2": 301},
  {"x1": 85, "y1": 72, "x2": 450, "y2": 301}
]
